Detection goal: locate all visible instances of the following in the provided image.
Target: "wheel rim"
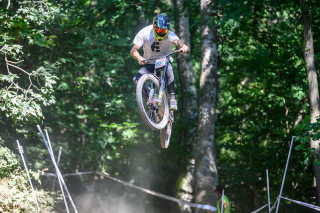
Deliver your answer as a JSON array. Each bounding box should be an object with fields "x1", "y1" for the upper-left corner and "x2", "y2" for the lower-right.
[
  {"x1": 165, "y1": 122, "x2": 172, "y2": 143},
  {"x1": 142, "y1": 79, "x2": 164, "y2": 125}
]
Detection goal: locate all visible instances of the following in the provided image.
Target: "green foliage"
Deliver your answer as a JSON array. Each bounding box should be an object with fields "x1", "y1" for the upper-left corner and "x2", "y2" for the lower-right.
[
  {"x1": 214, "y1": 0, "x2": 318, "y2": 211},
  {"x1": 38, "y1": 0, "x2": 147, "y2": 170},
  {"x1": 0, "y1": 137, "x2": 54, "y2": 212},
  {"x1": 295, "y1": 116, "x2": 320, "y2": 164},
  {"x1": 0, "y1": 0, "x2": 320, "y2": 212},
  {"x1": 0, "y1": 172, "x2": 55, "y2": 213},
  {"x1": 0, "y1": 1, "x2": 62, "y2": 211},
  {"x1": 0, "y1": 0, "x2": 61, "y2": 122},
  {"x1": 0, "y1": 63, "x2": 58, "y2": 121},
  {"x1": 0, "y1": 138, "x2": 19, "y2": 178}
]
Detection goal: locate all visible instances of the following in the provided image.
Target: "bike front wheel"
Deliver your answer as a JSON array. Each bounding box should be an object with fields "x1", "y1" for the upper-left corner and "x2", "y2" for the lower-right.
[{"x1": 136, "y1": 74, "x2": 169, "y2": 130}]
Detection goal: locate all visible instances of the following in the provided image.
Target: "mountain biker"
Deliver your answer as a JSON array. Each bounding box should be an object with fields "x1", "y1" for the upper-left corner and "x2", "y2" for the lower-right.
[{"x1": 130, "y1": 13, "x2": 189, "y2": 111}]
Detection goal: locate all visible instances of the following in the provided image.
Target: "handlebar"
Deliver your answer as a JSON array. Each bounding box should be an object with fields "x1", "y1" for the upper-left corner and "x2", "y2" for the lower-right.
[{"x1": 142, "y1": 49, "x2": 182, "y2": 64}]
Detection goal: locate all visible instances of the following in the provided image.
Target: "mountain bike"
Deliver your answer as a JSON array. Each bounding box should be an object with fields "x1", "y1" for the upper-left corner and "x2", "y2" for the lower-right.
[{"x1": 136, "y1": 50, "x2": 180, "y2": 148}]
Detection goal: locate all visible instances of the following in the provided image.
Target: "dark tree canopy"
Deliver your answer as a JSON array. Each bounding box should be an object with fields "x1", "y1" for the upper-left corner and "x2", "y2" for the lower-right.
[{"x1": 0, "y1": 0, "x2": 320, "y2": 212}]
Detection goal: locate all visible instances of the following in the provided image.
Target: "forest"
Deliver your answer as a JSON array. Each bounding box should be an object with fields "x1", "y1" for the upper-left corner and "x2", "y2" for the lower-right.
[{"x1": 1, "y1": 0, "x2": 320, "y2": 212}]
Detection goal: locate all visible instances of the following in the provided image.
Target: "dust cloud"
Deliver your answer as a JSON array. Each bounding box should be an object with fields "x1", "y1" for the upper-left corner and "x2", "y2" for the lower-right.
[{"x1": 75, "y1": 180, "x2": 147, "y2": 213}]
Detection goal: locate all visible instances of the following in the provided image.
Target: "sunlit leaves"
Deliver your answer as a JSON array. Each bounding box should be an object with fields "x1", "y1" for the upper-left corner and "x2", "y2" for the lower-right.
[
  {"x1": 215, "y1": 0, "x2": 316, "y2": 210},
  {"x1": 294, "y1": 116, "x2": 320, "y2": 167},
  {"x1": 0, "y1": 1, "x2": 62, "y2": 123}
]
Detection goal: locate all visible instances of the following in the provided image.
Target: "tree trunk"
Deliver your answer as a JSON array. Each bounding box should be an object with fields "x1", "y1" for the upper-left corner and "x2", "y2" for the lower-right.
[
  {"x1": 302, "y1": 0, "x2": 320, "y2": 204},
  {"x1": 173, "y1": 0, "x2": 198, "y2": 212},
  {"x1": 194, "y1": 0, "x2": 219, "y2": 212}
]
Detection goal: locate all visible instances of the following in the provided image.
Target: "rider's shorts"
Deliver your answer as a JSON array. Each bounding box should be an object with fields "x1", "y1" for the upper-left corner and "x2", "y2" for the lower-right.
[{"x1": 133, "y1": 63, "x2": 175, "y2": 94}]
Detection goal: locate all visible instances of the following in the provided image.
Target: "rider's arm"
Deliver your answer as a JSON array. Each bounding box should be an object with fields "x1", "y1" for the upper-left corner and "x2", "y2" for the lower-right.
[
  {"x1": 218, "y1": 200, "x2": 228, "y2": 213},
  {"x1": 130, "y1": 44, "x2": 145, "y2": 65},
  {"x1": 172, "y1": 39, "x2": 189, "y2": 53},
  {"x1": 223, "y1": 201, "x2": 228, "y2": 211}
]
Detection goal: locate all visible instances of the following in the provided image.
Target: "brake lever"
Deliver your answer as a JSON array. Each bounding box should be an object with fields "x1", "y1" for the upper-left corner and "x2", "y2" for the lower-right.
[{"x1": 141, "y1": 59, "x2": 148, "y2": 64}]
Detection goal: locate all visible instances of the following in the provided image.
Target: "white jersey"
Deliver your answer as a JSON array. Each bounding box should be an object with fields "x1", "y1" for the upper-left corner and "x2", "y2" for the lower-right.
[{"x1": 133, "y1": 25, "x2": 179, "y2": 64}]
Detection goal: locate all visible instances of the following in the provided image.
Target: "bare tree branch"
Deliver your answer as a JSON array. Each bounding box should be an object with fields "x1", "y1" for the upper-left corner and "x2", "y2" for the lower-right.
[
  {"x1": 6, "y1": 0, "x2": 10, "y2": 9},
  {"x1": 6, "y1": 59, "x2": 24, "y2": 64},
  {"x1": 0, "y1": 45, "x2": 8, "y2": 52},
  {"x1": 7, "y1": 62, "x2": 32, "y2": 76}
]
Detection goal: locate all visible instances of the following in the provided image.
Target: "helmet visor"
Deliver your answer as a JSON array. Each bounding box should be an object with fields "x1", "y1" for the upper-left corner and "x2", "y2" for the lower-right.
[{"x1": 153, "y1": 24, "x2": 168, "y2": 37}]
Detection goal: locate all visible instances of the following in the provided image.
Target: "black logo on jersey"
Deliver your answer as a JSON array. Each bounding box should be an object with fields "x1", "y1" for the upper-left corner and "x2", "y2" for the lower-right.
[{"x1": 151, "y1": 42, "x2": 160, "y2": 52}]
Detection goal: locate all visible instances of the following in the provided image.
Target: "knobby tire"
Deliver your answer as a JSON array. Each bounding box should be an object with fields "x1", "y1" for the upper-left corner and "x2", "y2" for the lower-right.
[
  {"x1": 160, "y1": 121, "x2": 172, "y2": 149},
  {"x1": 136, "y1": 74, "x2": 169, "y2": 130}
]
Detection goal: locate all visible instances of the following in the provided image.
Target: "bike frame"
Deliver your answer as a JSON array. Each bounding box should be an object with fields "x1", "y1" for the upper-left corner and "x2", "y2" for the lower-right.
[
  {"x1": 137, "y1": 50, "x2": 181, "y2": 143},
  {"x1": 144, "y1": 50, "x2": 180, "y2": 106},
  {"x1": 155, "y1": 57, "x2": 169, "y2": 105}
]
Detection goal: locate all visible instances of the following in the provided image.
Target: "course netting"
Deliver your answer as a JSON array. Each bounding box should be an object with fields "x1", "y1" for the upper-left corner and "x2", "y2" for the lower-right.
[
  {"x1": 251, "y1": 136, "x2": 320, "y2": 213},
  {"x1": 43, "y1": 171, "x2": 218, "y2": 212},
  {"x1": 16, "y1": 128, "x2": 320, "y2": 213}
]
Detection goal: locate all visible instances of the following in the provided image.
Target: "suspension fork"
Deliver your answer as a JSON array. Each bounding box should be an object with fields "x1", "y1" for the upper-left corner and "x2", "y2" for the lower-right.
[
  {"x1": 147, "y1": 67, "x2": 158, "y2": 101},
  {"x1": 156, "y1": 58, "x2": 169, "y2": 105}
]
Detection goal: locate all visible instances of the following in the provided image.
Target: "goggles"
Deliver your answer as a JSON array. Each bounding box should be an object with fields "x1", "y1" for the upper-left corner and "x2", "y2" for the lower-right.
[{"x1": 153, "y1": 24, "x2": 168, "y2": 36}]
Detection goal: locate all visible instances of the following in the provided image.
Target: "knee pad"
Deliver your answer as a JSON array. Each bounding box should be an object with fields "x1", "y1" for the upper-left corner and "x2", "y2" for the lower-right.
[{"x1": 133, "y1": 77, "x2": 138, "y2": 86}]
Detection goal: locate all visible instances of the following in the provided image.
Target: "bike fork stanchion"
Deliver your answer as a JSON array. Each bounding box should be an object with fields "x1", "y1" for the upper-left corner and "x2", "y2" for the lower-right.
[
  {"x1": 149, "y1": 88, "x2": 154, "y2": 101},
  {"x1": 156, "y1": 60, "x2": 169, "y2": 104}
]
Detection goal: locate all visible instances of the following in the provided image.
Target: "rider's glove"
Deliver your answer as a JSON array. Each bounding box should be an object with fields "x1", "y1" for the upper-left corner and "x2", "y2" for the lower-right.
[{"x1": 138, "y1": 58, "x2": 146, "y2": 65}]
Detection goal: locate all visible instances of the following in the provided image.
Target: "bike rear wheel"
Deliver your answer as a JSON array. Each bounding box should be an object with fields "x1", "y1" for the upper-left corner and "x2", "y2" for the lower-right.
[
  {"x1": 160, "y1": 119, "x2": 172, "y2": 149},
  {"x1": 136, "y1": 74, "x2": 169, "y2": 130}
]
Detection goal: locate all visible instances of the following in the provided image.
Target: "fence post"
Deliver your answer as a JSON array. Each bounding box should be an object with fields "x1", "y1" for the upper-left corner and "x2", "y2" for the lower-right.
[
  {"x1": 52, "y1": 146, "x2": 62, "y2": 192},
  {"x1": 275, "y1": 136, "x2": 295, "y2": 213},
  {"x1": 45, "y1": 129, "x2": 69, "y2": 213},
  {"x1": 37, "y1": 125, "x2": 78, "y2": 213},
  {"x1": 16, "y1": 140, "x2": 41, "y2": 213},
  {"x1": 221, "y1": 189, "x2": 224, "y2": 213},
  {"x1": 266, "y1": 169, "x2": 271, "y2": 213}
]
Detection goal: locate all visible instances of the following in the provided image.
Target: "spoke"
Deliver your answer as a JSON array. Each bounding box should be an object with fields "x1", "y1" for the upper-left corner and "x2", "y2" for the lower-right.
[
  {"x1": 141, "y1": 78, "x2": 163, "y2": 125},
  {"x1": 155, "y1": 111, "x2": 160, "y2": 122},
  {"x1": 154, "y1": 110, "x2": 159, "y2": 123},
  {"x1": 148, "y1": 109, "x2": 153, "y2": 121}
]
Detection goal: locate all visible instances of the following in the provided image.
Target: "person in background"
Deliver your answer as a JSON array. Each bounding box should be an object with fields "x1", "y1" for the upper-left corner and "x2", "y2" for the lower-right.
[{"x1": 215, "y1": 185, "x2": 231, "y2": 213}]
